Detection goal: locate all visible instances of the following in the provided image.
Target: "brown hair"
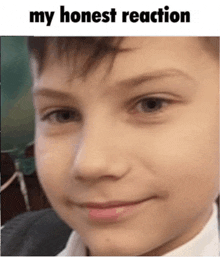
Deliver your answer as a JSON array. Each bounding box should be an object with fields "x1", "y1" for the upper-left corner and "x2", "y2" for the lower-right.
[
  {"x1": 27, "y1": 37, "x2": 124, "y2": 77},
  {"x1": 199, "y1": 37, "x2": 219, "y2": 60}
]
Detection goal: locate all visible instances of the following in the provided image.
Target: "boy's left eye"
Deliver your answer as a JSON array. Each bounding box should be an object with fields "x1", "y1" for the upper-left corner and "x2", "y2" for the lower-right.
[{"x1": 135, "y1": 97, "x2": 169, "y2": 113}]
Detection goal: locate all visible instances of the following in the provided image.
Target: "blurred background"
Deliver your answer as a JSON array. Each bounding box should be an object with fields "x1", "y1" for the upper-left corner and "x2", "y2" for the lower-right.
[
  {"x1": 2, "y1": 37, "x2": 34, "y2": 150},
  {"x1": 1, "y1": 37, "x2": 50, "y2": 225}
]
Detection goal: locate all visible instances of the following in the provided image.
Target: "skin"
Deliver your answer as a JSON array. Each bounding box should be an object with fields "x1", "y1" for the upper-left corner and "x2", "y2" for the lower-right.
[{"x1": 32, "y1": 37, "x2": 219, "y2": 256}]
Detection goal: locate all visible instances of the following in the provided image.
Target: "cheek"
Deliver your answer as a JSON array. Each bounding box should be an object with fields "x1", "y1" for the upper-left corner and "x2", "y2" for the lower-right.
[
  {"x1": 35, "y1": 132, "x2": 74, "y2": 202},
  {"x1": 143, "y1": 120, "x2": 219, "y2": 205}
]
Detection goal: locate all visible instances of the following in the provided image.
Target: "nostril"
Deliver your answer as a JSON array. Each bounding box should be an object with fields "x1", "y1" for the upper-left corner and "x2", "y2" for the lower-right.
[
  {"x1": 75, "y1": 174, "x2": 119, "y2": 182},
  {"x1": 73, "y1": 164, "x2": 111, "y2": 181},
  {"x1": 73, "y1": 158, "x2": 131, "y2": 182}
]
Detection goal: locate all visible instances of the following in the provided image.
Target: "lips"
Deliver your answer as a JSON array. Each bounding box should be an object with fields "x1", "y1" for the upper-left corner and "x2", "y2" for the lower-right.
[
  {"x1": 81, "y1": 197, "x2": 156, "y2": 222},
  {"x1": 79, "y1": 196, "x2": 156, "y2": 209}
]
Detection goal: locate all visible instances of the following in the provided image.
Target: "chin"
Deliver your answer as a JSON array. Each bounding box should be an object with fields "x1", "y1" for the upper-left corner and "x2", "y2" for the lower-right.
[
  {"x1": 90, "y1": 247, "x2": 138, "y2": 256},
  {"x1": 87, "y1": 239, "x2": 149, "y2": 256}
]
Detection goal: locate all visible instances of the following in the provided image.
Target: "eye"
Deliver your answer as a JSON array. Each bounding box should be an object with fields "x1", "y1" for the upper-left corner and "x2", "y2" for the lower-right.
[
  {"x1": 135, "y1": 97, "x2": 169, "y2": 113},
  {"x1": 41, "y1": 109, "x2": 81, "y2": 124}
]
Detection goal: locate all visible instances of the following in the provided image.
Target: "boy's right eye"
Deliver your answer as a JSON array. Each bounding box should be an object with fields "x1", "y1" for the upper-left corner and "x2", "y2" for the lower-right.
[{"x1": 41, "y1": 109, "x2": 82, "y2": 124}]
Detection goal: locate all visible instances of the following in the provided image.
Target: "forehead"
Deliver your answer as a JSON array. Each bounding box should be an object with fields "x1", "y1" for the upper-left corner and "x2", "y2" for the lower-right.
[
  {"x1": 32, "y1": 37, "x2": 216, "y2": 92},
  {"x1": 111, "y1": 37, "x2": 206, "y2": 80}
]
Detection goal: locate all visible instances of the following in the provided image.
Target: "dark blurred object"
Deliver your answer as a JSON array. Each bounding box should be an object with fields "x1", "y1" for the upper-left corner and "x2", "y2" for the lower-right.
[
  {"x1": 1, "y1": 143, "x2": 51, "y2": 225},
  {"x1": 25, "y1": 142, "x2": 34, "y2": 158}
]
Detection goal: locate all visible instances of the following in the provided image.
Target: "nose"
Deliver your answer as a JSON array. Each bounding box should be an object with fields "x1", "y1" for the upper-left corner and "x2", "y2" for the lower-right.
[{"x1": 73, "y1": 121, "x2": 130, "y2": 181}]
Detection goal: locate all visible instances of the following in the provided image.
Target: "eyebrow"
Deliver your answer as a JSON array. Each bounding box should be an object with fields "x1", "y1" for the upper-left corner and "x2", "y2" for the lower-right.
[
  {"x1": 118, "y1": 68, "x2": 195, "y2": 88},
  {"x1": 32, "y1": 68, "x2": 194, "y2": 100},
  {"x1": 32, "y1": 87, "x2": 72, "y2": 101}
]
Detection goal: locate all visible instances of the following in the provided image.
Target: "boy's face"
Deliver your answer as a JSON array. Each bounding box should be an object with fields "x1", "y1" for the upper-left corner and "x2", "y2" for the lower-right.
[{"x1": 33, "y1": 37, "x2": 219, "y2": 256}]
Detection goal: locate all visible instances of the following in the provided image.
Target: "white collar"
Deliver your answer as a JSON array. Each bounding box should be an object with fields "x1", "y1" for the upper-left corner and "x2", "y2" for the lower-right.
[
  {"x1": 57, "y1": 230, "x2": 87, "y2": 256},
  {"x1": 57, "y1": 204, "x2": 219, "y2": 256}
]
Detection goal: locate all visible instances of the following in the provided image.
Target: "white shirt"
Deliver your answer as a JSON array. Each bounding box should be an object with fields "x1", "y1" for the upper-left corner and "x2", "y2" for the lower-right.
[{"x1": 57, "y1": 204, "x2": 219, "y2": 256}]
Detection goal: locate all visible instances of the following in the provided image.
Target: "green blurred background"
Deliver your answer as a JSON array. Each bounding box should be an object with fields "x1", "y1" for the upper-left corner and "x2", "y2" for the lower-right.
[{"x1": 2, "y1": 37, "x2": 35, "y2": 151}]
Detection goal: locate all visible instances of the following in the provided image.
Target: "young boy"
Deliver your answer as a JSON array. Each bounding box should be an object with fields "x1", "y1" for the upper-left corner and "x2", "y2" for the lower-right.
[{"x1": 1, "y1": 37, "x2": 219, "y2": 256}]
